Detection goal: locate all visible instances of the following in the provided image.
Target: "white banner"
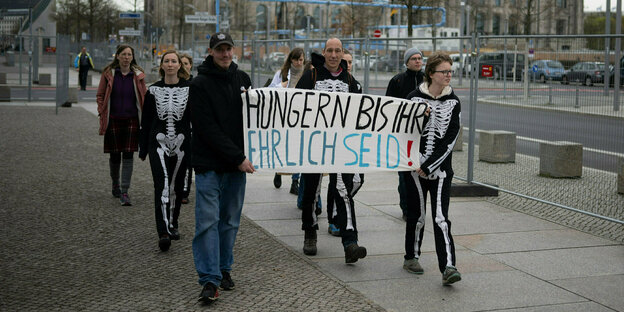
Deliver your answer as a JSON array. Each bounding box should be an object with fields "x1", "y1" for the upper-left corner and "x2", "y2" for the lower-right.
[{"x1": 242, "y1": 88, "x2": 429, "y2": 173}]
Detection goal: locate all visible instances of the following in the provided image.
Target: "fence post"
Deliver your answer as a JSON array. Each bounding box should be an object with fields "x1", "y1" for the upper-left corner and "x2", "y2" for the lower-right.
[
  {"x1": 548, "y1": 78, "x2": 552, "y2": 105},
  {"x1": 467, "y1": 32, "x2": 478, "y2": 183},
  {"x1": 575, "y1": 84, "x2": 580, "y2": 108},
  {"x1": 363, "y1": 36, "x2": 370, "y2": 94}
]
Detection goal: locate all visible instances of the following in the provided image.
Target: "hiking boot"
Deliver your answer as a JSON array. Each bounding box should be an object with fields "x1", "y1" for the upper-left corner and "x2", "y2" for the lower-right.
[
  {"x1": 170, "y1": 228, "x2": 180, "y2": 240},
  {"x1": 120, "y1": 193, "x2": 132, "y2": 206},
  {"x1": 220, "y1": 271, "x2": 235, "y2": 291},
  {"x1": 403, "y1": 258, "x2": 424, "y2": 274},
  {"x1": 303, "y1": 238, "x2": 317, "y2": 255},
  {"x1": 344, "y1": 243, "x2": 367, "y2": 263},
  {"x1": 273, "y1": 173, "x2": 282, "y2": 188},
  {"x1": 198, "y1": 282, "x2": 219, "y2": 303},
  {"x1": 303, "y1": 230, "x2": 317, "y2": 255},
  {"x1": 289, "y1": 180, "x2": 299, "y2": 195},
  {"x1": 158, "y1": 234, "x2": 171, "y2": 252},
  {"x1": 112, "y1": 184, "x2": 121, "y2": 198},
  {"x1": 327, "y1": 224, "x2": 340, "y2": 236},
  {"x1": 442, "y1": 266, "x2": 462, "y2": 285}
]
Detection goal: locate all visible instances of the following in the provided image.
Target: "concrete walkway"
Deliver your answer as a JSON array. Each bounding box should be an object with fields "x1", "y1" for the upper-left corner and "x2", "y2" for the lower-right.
[{"x1": 1, "y1": 102, "x2": 622, "y2": 311}]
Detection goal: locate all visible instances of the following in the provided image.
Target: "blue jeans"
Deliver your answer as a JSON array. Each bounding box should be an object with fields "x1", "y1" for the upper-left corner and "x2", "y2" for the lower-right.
[{"x1": 192, "y1": 170, "x2": 246, "y2": 287}]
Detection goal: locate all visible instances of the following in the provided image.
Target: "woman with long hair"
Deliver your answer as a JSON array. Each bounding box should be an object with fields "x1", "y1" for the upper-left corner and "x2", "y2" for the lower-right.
[
  {"x1": 139, "y1": 50, "x2": 191, "y2": 251},
  {"x1": 269, "y1": 48, "x2": 305, "y2": 194},
  {"x1": 96, "y1": 44, "x2": 147, "y2": 206}
]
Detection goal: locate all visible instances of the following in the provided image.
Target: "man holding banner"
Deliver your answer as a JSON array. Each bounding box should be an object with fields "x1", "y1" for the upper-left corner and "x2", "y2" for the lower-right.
[{"x1": 294, "y1": 38, "x2": 368, "y2": 263}]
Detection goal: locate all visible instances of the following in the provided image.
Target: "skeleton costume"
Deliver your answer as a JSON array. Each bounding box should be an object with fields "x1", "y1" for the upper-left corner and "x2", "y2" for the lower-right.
[
  {"x1": 404, "y1": 82, "x2": 461, "y2": 274},
  {"x1": 139, "y1": 79, "x2": 191, "y2": 240},
  {"x1": 295, "y1": 52, "x2": 365, "y2": 249}
]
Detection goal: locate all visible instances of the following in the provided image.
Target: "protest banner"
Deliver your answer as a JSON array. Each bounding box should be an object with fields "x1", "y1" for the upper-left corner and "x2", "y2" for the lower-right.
[{"x1": 242, "y1": 88, "x2": 429, "y2": 173}]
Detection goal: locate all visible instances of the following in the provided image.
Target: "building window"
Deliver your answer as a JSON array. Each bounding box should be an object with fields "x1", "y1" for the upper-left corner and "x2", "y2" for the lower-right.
[
  {"x1": 295, "y1": 6, "x2": 305, "y2": 29},
  {"x1": 495, "y1": 0, "x2": 501, "y2": 6},
  {"x1": 314, "y1": 7, "x2": 321, "y2": 29},
  {"x1": 556, "y1": 19, "x2": 566, "y2": 35},
  {"x1": 476, "y1": 13, "x2": 485, "y2": 34},
  {"x1": 556, "y1": 0, "x2": 566, "y2": 8},
  {"x1": 256, "y1": 5, "x2": 267, "y2": 30},
  {"x1": 492, "y1": 14, "x2": 501, "y2": 35},
  {"x1": 331, "y1": 8, "x2": 341, "y2": 28}
]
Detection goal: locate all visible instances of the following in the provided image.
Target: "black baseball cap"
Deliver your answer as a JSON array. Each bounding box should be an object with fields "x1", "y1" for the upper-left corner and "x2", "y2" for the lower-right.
[{"x1": 209, "y1": 32, "x2": 234, "y2": 49}]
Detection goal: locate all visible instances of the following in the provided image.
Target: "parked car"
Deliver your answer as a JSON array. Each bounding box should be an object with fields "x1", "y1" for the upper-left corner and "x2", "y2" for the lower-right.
[
  {"x1": 530, "y1": 60, "x2": 565, "y2": 82},
  {"x1": 354, "y1": 55, "x2": 378, "y2": 70},
  {"x1": 561, "y1": 62, "x2": 606, "y2": 86},
  {"x1": 477, "y1": 52, "x2": 525, "y2": 81},
  {"x1": 266, "y1": 52, "x2": 286, "y2": 68},
  {"x1": 372, "y1": 54, "x2": 404, "y2": 72}
]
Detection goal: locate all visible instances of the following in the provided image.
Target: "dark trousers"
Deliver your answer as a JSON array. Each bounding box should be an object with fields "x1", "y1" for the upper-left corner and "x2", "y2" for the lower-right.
[
  {"x1": 149, "y1": 151, "x2": 188, "y2": 237},
  {"x1": 301, "y1": 173, "x2": 364, "y2": 246},
  {"x1": 78, "y1": 66, "x2": 89, "y2": 90},
  {"x1": 404, "y1": 171, "x2": 456, "y2": 273}
]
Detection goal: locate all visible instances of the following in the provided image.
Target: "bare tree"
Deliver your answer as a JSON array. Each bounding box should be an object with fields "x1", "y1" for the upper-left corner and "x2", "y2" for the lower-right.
[{"x1": 395, "y1": 0, "x2": 437, "y2": 37}]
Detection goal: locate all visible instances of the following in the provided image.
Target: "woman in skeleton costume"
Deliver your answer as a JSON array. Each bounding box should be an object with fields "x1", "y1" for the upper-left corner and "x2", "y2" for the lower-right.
[
  {"x1": 97, "y1": 45, "x2": 147, "y2": 206},
  {"x1": 403, "y1": 52, "x2": 462, "y2": 285},
  {"x1": 139, "y1": 51, "x2": 191, "y2": 252},
  {"x1": 179, "y1": 53, "x2": 194, "y2": 205}
]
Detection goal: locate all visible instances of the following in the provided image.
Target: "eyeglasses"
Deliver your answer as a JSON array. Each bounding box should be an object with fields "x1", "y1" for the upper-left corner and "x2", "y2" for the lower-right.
[{"x1": 434, "y1": 70, "x2": 453, "y2": 76}]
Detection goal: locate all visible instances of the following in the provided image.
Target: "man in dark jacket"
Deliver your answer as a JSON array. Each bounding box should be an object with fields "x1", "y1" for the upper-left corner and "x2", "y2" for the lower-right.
[
  {"x1": 385, "y1": 47, "x2": 424, "y2": 221},
  {"x1": 189, "y1": 32, "x2": 255, "y2": 304},
  {"x1": 295, "y1": 38, "x2": 367, "y2": 264}
]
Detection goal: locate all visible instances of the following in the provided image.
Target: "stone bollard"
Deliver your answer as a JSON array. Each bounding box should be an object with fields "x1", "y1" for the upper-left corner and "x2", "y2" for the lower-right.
[
  {"x1": 479, "y1": 130, "x2": 516, "y2": 163},
  {"x1": 539, "y1": 141, "x2": 582, "y2": 178},
  {"x1": 617, "y1": 157, "x2": 624, "y2": 194},
  {"x1": 453, "y1": 127, "x2": 463, "y2": 151},
  {"x1": 0, "y1": 86, "x2": 10, "y2": 101},
  {"x1": 0, "y1": 72, "x2": 6, "y2": 84},
  {"x1": 39, "y1": 73, "x2": 52, "y2": 85}
]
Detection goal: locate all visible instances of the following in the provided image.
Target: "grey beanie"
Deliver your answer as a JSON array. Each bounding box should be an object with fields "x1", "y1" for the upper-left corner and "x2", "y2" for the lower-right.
[{"x1": 404, "y1": 47, "x2": 423, "y2": 64}]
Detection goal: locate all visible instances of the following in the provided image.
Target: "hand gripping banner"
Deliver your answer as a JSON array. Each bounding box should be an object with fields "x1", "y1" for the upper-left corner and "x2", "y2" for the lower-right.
[{"x1": 242, "y1": 88, "x2": 429, "y2": 173}]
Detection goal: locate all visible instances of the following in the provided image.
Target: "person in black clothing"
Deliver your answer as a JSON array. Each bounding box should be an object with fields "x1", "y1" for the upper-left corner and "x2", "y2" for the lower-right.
[
  {"x1": 402, "y1": 52, "x2": 462, "y2": 285},
  {"x1": 74, "y1": 46, "x2": 94, "y2": 90},
  {"x1": 385, "y1": 47, "x2": 425, "y2": 221},
  {"x1": 189, "y1": 32, "x2": 255, "y2": 304},
  {"x1": 179, "y1": 53, "x2": 194, "y2": 205},
  {"x1": 295, "y1": 38, "x2": 367, "y2": 264},
  {"x1": 139, "y1": 50, "x2": 191, "y2": 252}
]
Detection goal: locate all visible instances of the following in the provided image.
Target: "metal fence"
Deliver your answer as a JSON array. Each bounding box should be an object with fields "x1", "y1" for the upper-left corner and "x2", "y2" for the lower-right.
[{"x1": 240, "y1": 34, "x2": 624, "y2": 238}]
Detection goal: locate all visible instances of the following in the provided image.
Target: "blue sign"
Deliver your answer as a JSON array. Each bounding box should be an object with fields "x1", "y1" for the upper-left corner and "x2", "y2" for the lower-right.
[
  {"x1": 532, "y1": 65, "x2": 538, "y2": 73},
  {"x1": 119, "y1": 12, "x2": 142, "y2": 19}
]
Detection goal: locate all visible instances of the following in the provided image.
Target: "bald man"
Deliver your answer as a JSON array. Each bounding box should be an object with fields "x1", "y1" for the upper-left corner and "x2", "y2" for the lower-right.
[{"x1": 295, "y1": 38, "x2": 367, "y2": 264}]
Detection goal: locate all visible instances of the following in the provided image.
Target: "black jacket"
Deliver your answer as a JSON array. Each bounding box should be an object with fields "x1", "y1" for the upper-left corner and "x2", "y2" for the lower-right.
[
  {"x1": 189, "y1": 55, "x2": 252, "y2": 173},
  {"x1": 295, "y1": 52, "x2": 361, "y2": 93},
  {"x1": 385, "y1": 69, "x2": 424, "y2": 99},
  {"x1": 406, "y1": 83, "x2": 461, "y2": 178},
  {"x1": 139, "y1": 79, "x2": 191, "y2": 160}
]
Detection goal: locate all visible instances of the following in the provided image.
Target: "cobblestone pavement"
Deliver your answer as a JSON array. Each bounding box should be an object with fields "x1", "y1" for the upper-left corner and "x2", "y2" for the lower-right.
[
  {"x1": 0, "y1": 106, "x2": 384, "y2": 311},
  {"x1": 452, "y1": 146, "x2": 624, "y2": 243}
]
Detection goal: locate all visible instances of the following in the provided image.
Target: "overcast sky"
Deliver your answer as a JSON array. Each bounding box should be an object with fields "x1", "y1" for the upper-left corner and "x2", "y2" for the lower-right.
[{"x1": 112, "y1": 0, "x2": 620, "y2": 14}]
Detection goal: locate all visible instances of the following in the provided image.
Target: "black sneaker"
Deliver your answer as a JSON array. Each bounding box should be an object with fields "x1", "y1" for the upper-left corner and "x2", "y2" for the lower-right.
[
  {"x1": 112, "y1": 184, "x2": 121, "y2": 198},
  {"x1": 158, "y1": 234, "x2": 171, "y2": 252},
  {"x1": 344, "y1": 243, "x2": 367, "y2": 263},
  {"x1": 120, "y1": 193, "x2": 132, "y2": 206},
  {"x1": 169, "y1": 228, "x2": 180, "y2": 240},
  {"x1": 273, "y1": 173, "x2": 282, "y2": 188},
  {"x1": 220, "y1": 271, "x2": 235, "y2": 290},
  {"x1": 289, "y1": 180, "x2": 299, "y2": 195},
  {"x1": 198, "y1": 282, "x2": 219, "y2": 303}
]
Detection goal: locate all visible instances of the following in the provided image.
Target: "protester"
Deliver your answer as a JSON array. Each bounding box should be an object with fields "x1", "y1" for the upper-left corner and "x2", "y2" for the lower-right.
[
  {"x1": 385, "y1": 47, "x2": 425, "y2": 221},
  {"x1": 295, "y1": 38, "x2": 367, "y2": 264},
  {"x1": 96, "y1": 44, "x2": 147, "y2": 206},
  {"x1": 324, "y1": 49, "x2": 357, "y2": 237},
  {"x1": 179, "y1": 53, "x2": 194, "y2": 204},
  {"x1": 269, "y1": 48, "x2": 305, "y2": 195},
  {"x1": 74, "y1": 46, "x2": 94, "y2": 90},
  {"x1": 189, "y1": 32, "x2": 254, "y2": 304},
  {"x1": 139, "y1": 50, "x2": 191, "y2": 252},
  {"x1": 402, "y1": 52, "x2": 461, "y2": 285}
]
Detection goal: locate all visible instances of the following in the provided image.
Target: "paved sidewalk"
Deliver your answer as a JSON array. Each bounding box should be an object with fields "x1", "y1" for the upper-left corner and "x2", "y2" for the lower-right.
[{"x1": 1, "y1": 103, "x2": 622, "y2": 311}]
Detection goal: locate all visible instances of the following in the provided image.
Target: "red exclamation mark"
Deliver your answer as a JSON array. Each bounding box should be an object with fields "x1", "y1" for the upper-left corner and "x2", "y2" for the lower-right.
[{"x1": 407, "y1": 140, "x2": 413, "y2": 166}]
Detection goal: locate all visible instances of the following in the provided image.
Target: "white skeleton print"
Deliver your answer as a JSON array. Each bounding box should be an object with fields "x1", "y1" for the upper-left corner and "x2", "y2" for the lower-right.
[
  {"x1": 149, "y1": 85, "x2": 189, "y2": 233},
  {"x1": 315, "y1": 79, "x2": 349, "y2": 93},
  {"x1": 416, "y1": 97, "x2": 458, "y2": 180}
]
